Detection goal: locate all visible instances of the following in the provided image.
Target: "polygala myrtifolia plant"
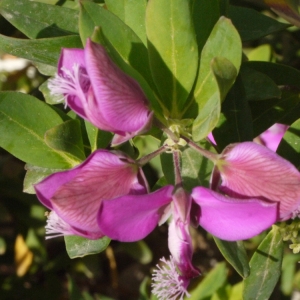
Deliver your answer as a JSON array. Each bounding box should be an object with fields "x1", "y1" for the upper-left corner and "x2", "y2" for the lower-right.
[{"x1": 2, "y1": 0, "x2": 300, "y2": 299}]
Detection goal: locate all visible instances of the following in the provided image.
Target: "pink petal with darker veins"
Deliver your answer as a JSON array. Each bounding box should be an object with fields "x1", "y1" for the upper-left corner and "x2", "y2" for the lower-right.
[
  {"x1": 219, "y1": 142, "x2": 300, "y2": 220},
  {"x1": 97, "y1": 185, "x2": 173, "y2": 242},
  {"x1": 84, "y1": 39, "x2": 152, "y2": 135},
  {"x1": 192, "y1": 187, "x2": 278, "y2": 241}
]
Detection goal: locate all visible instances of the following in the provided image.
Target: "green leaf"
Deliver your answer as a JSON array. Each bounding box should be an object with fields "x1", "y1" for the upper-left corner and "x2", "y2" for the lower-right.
[
  {"x1": 44, "y1": 119, "x2": 86, "y2": 162},
  {"x1": 32, "y1": 0, "x2": 79, "y2": 10},
  {"x1": 180, "y1": 140, "x2": 215, "y2": 192},
  {"x1": 277, "y1": 119, "x2": 300, "y2": 168},
  {"x1": 146, "y1": 0, "x2": 198, "y2": 116},
  {"x1": 228, "y1": 5, "x2": 289, "y2": 41},
  {"x1": 281, "y1": 253, "x2": 300, "y2": 295},
  {"x1": 65, "y1": 235, "x2": 110, "y2": 259},
  {"x1": 189, "y1": 262, "x2": 228, "y2": 300},
  {"x1": 0, "y1": 0, "x2": 78, "y2": 38},
  {"x1": 192, "y1": 0, "x2": 221, "y2": 53},
  {"x1": 85, "y1": 121, "x2": 113, "y2": 152},
  {"x1": 81, "y1": 1, "x2": 153, "y2": 89},
  {"x1": 250, "y1": 90, "x2": 300, "y2": 137},
  {"x1": 105, "y1": 0, "x2": 147, "y2": 45},
  {"x1": 214, "y1": 238, "x2": 250, "y2": 278},
  {"x1": 23, "y1": 164, "x2": 63, "y2": 194},
  {"x1": 240, "y1": 66, "x2": 281, "y2": 101},
  {"x1": 244, "y1": 61, "x2": 300, "y2": 89},
  {"x1": 0, "y1": 34, "x2": 82, "y2": 66},
  {"x1": 213, "y1": 74, "x2": 253, "y2": 151},
  {"x1": 243, "y1": 226, "x2": 284, "y2": 300},
  {"x1": 211, "y1": 57, "x2": 238, "y2": 101},
  {"x1": 0, "y1": 91, "x2": 77, "y2": 168},
  {"x1": 192, "y1": 17, "x2": 242, "y2": 141}
]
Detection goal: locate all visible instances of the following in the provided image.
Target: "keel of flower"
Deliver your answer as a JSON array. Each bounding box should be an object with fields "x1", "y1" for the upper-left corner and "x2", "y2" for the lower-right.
[{"x1": 151, "y1": 256, "x2": 190, "y2": 300}]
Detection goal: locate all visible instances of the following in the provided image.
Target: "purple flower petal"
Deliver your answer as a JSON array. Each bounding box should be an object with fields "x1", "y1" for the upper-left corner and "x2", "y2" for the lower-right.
[
  {"x1": 35, "y1": 150, "x2": 147, "y2": 238},
  {"x1": 97, "y1": 185, "x2": 174, "y2": 242},
  {"x1": 219, "y1": 142, "x2": 300, "y2": 220},
  {"x1": 257, "y1": 123, "x2": 288, "y2": 152},
  {"x1": 84, "y1": 39, "x2": 152, "y2": 135},
  {"x1": 192, "y1": 187, "x2": 278, "y2": 241}
]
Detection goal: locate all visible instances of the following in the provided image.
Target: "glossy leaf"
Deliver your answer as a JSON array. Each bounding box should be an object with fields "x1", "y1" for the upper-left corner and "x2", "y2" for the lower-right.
[
  {"x1": 214, "y1": 238, "x2": 250, "y2": 278},
  {"x1": 213, "y1": 74, "x2": 253, "y2": 151},
  {"x1": 146, "y1": 0, "x2": 198, "y2": 116},
  {"x1": 44, "y1": 119, "x2": 86, "y2": 162},
  {"x1": 189, "y1": 262, "x2": 228, "y2": 300},
  {"x1": 0, "y1": 91, "x2": 76, "y2": 169},
  {"x1": 277, "y1": 119, "x2": 300, "y2": 168},
  {"x1": 105, "y1": 0, "x2": 147, "y2": 45},
  {"x1": 240, "y1": 66, "x2": 281, "y2": 101},
  {"x1": 192, "y1": 17, "x2": 242, "y2": 141},
  {"x1": 244, "y1": 61, "x2": 300, "y2": 89},
  {"x1": 81, "y1": 1, "x2": 153, "y2": 89},
  {"x1": 65, "y1": 235, "x2": 111, "y2": 259},
  {"x1": 23, "y1": 165, "x2": 62, "y2": 194},
  {"x1": 243, "y1": 226, "x2": 283, "y2": 300},
  {"x1": 0, "y1": 0, "x2": 78, "y2": 39},
  {"x1": 192, "y1": 0, "x2": 221, "y2": 53},
  {"x1": 250, "y1": 90, "x2": 300, "y2": 137},
  {"x1": 229, "y1": 5, "x2": 289, "y2": 41},
  {"x1": 0, "y1": 34, "x2": 82, "y2": 66},
  {"x1": 85, "y1": 121, "x2": 113, "y2": 152}
]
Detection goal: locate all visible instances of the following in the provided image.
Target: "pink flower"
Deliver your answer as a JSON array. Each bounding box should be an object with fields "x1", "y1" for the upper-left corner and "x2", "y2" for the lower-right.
[
  {"x1": 34, "y1": 149, "x2": 154, "y2": 239},
  {"x1": 97, "y1": 181, "x2": 277, "y2": 298},
  {"x1": 213, "y1": 141, "x2": 300, "y2": 221},
  {"x1": 257, "y1": 123, "x2": 288, "y2": 152},
  {"x1": 48, "y1": 39, "x2": 153, "y2": 145}
]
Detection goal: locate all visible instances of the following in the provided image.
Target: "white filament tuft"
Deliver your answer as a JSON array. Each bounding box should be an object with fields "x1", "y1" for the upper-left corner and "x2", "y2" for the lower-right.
[
  {"x1": 151, "y1": 256, "x2": 190, "y2": 300},
  {"x1": 45, "y1": 211, "x2": 73, "y2": 239}
]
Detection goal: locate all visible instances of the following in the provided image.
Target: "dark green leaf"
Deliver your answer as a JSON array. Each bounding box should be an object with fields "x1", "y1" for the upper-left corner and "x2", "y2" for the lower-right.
[
  {"x1": 65, "y1": 235, "x2": 110, "y2": 259},
  {"x1": 213, "y1": 74, "x2": 253, "y2": 151},
  {"x1": 146, "y1": 0, "x2": 198, "y2": 115},
  {"x1": 0, "y1": 0, "x2": 78, "y2": 38},
  {"x1": 192, "y1": 0, "x2": 221, "y2": 53},
  {"x1": 45, "y1": 119, "x2": 86, "y2": 162},
  {"x1": 0, "y1": 91, "x2": 76, "y2": 168},
  {"x1": 244, "y1": 61, "x2": 300, "y2": 89},
  {"x1": 229, "y1": 5, "x2": 289, "y2": 41},
  {"x1": 250, "y1": 90, "x2": 300, "y2": 137},
  {"x1": 0, "y1": 34, "x2": 82, "y2": 66},
  {"x1": 243, "y1": 226, "x2": 284, "y2": 300},
  {"x1": 214, "y1": 238, "x2": 250, "y2": 278},
  {"x1": 240, "y1": 66, "x2": 281, "y2": 101}
]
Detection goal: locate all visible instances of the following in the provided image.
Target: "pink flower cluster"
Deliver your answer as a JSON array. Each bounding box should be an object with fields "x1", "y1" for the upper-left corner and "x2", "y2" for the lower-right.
[{"x1": 36, "y1": 40, "x2": 300, "y2": 299}]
